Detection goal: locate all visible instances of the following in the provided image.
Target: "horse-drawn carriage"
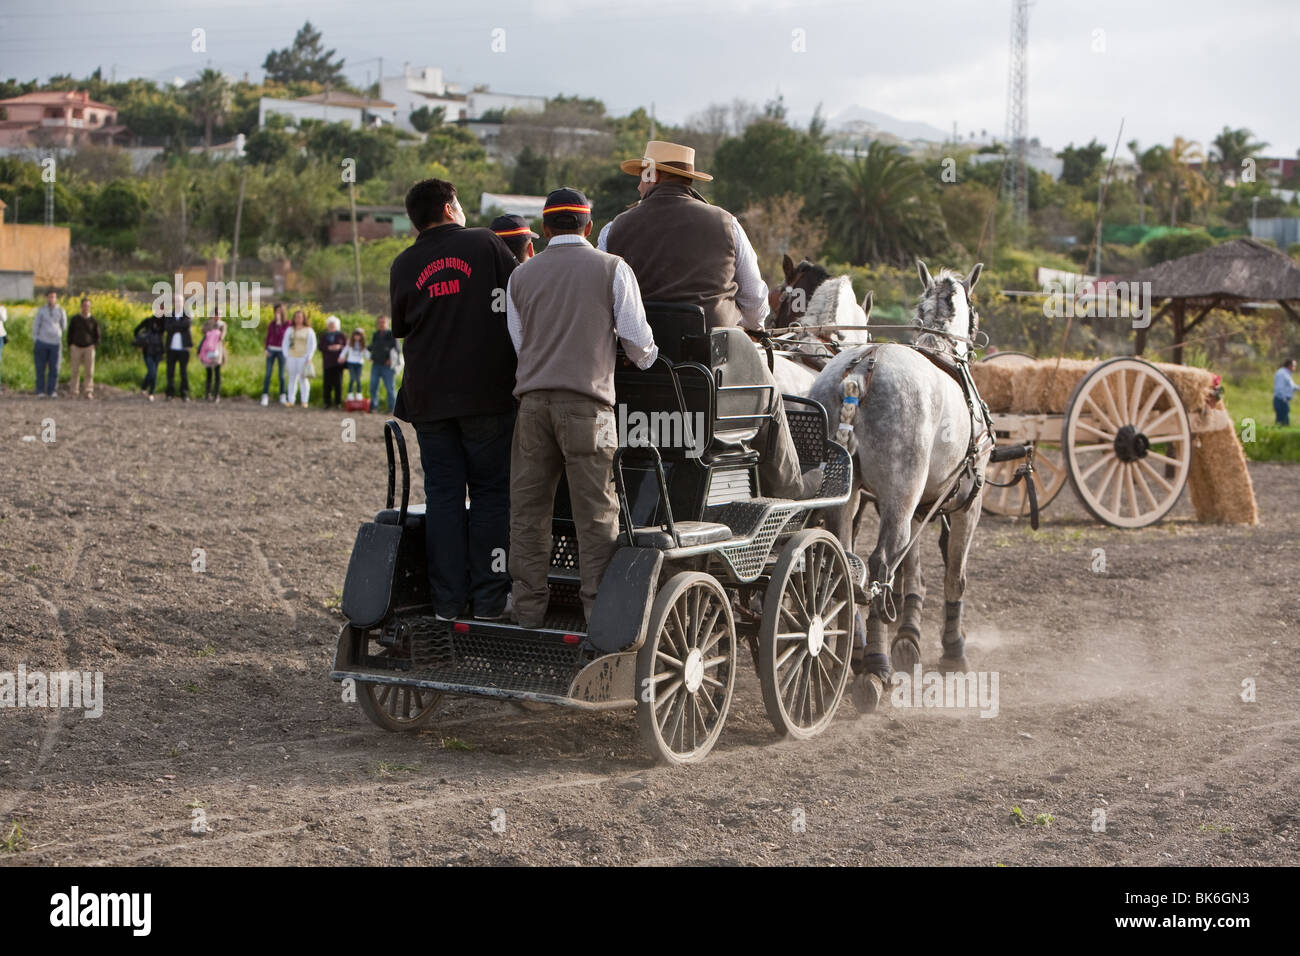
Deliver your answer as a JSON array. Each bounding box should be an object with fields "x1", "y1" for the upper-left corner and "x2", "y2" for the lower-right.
[{"x1": 331, "y1": 302, "x2": 868, "y2": 764}]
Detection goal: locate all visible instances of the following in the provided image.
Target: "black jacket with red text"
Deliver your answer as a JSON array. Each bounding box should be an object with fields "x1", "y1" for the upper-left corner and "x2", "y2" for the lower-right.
[{"x1": 389, "y1": 223, "x2": 518, "y2": 423}]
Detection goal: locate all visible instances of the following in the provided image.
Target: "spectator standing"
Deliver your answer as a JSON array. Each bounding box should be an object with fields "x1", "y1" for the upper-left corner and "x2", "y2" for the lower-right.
[
  {"x1": 0, "y1": 301, "x2": 8, "y2": 391},
  {"x1": 1275, "y1": 357, "x2": 1298, "y2": 426},
  {"x1": 164, "y1": 292, "x2": 194, "y2": 401},
  {"x1": 67, "y1": 296, "x2": 101, "y2": 400},
  {"x1": 261, "y1": 303, "x2": 290, "y2": 406},
  {"x1": 32, "y1": 289, "x2": 66, "y2": 398},
  {"x1": 490, "y1": 213, "x2": 539, "y2": 265},
  {"x1": 282, "y1": 309, "x2": 317, "y2": 407},
  {"x1": 198, "y1": 310, "x2": 228, "y2": 402},
  {"x1": 133, "y1": 306, "x2": 166, "y2": 401},
  {"x1": 320, "y1": 315, "x2": 346, "y2": 409},
  {"x1": 369, "y1": 315, "x2": 400, "y2": 413},
  {"x1": 340, "y1": 328, "x2": 369, "y2": 402}
]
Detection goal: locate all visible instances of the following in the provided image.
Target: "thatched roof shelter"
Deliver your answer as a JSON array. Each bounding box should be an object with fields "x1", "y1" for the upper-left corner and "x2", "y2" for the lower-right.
[{"x1": 1125, "y1": 238, "x2": 1300, "y2": 363}]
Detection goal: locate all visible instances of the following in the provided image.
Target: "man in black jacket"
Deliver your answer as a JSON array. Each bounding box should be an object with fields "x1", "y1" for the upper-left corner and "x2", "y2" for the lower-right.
[
  {"x1": 390, "y1": 178, "x2": 519, "y2": 621},
  {"x1": 164, "y1": 292, "x2": 193, "y2": 401}
]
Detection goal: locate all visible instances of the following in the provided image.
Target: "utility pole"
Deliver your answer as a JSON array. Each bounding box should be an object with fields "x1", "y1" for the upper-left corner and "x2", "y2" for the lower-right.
[
  {"x1": 649, "y1": 102, "x2": 656, "y2": 140},
  {"x1": 1095, "y1": 175, "x2": 1104, "y2": 277},
  {"x1": 231, "y1": 166, "x2": 248, "y2": 281},
  {"x1": 349, "y1": 180, "x2": 364, "y2": 311}
]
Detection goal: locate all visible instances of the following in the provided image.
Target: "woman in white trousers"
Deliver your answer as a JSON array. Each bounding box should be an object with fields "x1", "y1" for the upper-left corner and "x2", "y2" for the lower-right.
[{"x1": 282, "y1": 310, "x2": 318, "y2": 407}]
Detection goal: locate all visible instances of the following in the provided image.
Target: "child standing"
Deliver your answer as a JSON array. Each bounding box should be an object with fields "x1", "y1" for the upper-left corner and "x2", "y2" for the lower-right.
[{"x1": 340, "y1": 328, "x2": 369, "y2": 403}]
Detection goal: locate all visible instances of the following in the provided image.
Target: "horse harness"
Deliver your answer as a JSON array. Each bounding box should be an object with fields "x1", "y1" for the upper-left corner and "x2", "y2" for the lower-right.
[{"x1": 837, "y1": 342, "x2": 996, "y2": 524}]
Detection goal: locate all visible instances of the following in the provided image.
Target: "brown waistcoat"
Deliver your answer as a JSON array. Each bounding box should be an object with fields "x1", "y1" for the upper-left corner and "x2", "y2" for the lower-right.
[
  {"x1": 604, "y1": 182, "x2": 742, "y2": 329},
  {"x1": 509, "y1": 240, "x2": 621, "y2": 406}
]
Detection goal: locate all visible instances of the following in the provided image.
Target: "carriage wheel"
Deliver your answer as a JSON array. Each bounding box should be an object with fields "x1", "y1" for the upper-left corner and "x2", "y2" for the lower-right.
[
  {"x1": 339, "y1": 625, "x2": 442, "y2": 732},
  {"x1": 758, "y1": 529, "x2": 855, "y2": 739},
  {"x1": 635, "y1": 572, "x2": 736, "y2": 765},
  {"x1": 1063, "y1": 358, "x2": 1191, "y2": 528},
  {"x1": 982, "y1": 442, "x2": 1067, "y2": 517}
]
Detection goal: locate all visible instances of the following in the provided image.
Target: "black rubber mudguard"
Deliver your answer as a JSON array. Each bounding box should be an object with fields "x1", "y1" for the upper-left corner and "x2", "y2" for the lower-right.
[
  {"x1": 586, "y1": 547, "x2": 665, "y2": 653},
  {"x1": 341, "y1": 521, "x2": 403, "y2": 629}
]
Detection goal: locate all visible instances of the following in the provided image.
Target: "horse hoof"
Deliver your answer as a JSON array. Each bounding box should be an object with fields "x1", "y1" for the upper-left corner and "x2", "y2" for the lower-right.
[
  {"x1": 890, "y1": 634, "x2": 921, "y2": 674},
  {"x1": 851, "y1": 674, "x2": 885, "y2": 714},
  {"x1": 938, "y1": 654, "x2": 971, "y2": 674}
]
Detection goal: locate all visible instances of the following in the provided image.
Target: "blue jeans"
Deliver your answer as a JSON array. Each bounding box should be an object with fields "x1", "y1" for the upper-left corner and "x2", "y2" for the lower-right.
[
  {"x1": 34, "y1": 341, "x2": 60, "y2": 395},
  {"x1": 346, "y1": 362, "x2": 363, "y2": 392},
  {"x1": 370, "y1": 363, "x2": 396, "y2": 411},
  {"x1": 262, "y1": 351, "x2": 286, "y2": 397},
  {"x1": 1276, "y1": 396, "x2": 1291, "y2": 426},
  {"x1": 415, "y1": 412, "x2": 515, "y2": 618},
  {"x1": 142, "y1": 353, "x2": 161, "y2": 394}
]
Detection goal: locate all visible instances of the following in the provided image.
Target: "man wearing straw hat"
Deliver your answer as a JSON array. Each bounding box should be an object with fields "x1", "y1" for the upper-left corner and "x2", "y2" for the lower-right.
[{"x1": 599, "y1": 140, "x2": 812, "y2": 499}]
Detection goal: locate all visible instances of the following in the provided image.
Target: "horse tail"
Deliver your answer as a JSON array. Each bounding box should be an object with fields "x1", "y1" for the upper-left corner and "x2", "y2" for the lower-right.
[{"x1": 837, "y1": 374, "x2": 860, "y2": 456}]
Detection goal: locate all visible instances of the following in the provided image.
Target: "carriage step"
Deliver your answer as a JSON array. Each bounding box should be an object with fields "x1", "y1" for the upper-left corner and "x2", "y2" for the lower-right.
[
  {"x1": 387, "y1": 614, "x2": 589, "y2": 697},
  {"x1": 846, "y1": 551, "x2": 868, "y2": 589}
]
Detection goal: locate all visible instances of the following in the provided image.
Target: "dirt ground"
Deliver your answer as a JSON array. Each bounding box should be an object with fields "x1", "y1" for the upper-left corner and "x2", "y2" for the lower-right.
[{"x1": 2, "y1": 385, "x2": 1297, "y2": 867}]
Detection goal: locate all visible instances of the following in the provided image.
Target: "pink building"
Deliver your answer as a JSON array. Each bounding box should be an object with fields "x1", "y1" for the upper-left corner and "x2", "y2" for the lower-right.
[{"x1": 0, "y1": 90, "x2": 129, "y2": 147}]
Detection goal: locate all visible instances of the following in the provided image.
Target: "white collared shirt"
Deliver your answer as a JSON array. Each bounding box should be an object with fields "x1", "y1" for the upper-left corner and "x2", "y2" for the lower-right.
[
  {"x1": 506, "y1": 233, "x2": 659, "y2": 370},
  {"x1": 597, "y1": 214, "x2": 771, "y2": 331}
]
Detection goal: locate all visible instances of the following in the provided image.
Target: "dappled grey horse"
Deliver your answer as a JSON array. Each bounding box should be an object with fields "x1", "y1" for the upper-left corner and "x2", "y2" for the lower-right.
[{"x1": 809, "y1": 261, "x2": 992, "y2": 711}]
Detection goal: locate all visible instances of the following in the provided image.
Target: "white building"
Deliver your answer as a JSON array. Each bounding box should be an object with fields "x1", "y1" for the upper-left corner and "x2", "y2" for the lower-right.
[
  {"x1": 380, "y1": 64, "x2": 545, "y2": 132},
  {"x1": 258, "y1": 92, "x2": 398, "y2": 130},
  {"x1": 480, "y1": 192, "x2": 546, "y2": 218}
]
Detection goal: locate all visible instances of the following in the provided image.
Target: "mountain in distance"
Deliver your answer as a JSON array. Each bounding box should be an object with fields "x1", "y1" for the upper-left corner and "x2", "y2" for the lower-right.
[{"x1": 800, "y1": 104, "x2": 952, "y2": 144}]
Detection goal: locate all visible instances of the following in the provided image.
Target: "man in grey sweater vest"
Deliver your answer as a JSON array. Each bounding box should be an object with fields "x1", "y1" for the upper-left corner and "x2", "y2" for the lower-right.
[{"x1": 505, "y1": 188, "x2": 659, "y2": 628}]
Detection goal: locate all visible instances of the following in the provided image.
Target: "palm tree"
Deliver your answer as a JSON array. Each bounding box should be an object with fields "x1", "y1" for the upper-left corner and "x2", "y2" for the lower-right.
[
  {"x1": 186, "y1": 68, "x2": 231, "y2": 149},
  {"x1": 824, "y1": 141, "x2": 947, "y2": 266},
  {"x1": 1162, "y1": 137, "x2": 1210, "y2": 226},
  {"x1": 1209, "y1": 126, "x2": 1269, "y2": 184}
]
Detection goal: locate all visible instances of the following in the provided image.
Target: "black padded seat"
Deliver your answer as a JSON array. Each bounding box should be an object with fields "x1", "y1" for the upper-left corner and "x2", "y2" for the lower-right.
[
  {"x1": 633, "y1": 520, "x2": 732, "y2": 550},
  {"x1": 374, "y1": 502, "x2": 426, "y2": 530}
]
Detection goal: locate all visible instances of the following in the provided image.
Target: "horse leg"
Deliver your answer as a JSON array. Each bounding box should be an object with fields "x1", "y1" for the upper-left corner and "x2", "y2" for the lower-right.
[
  {"x1": 852, "y1": 501, "x2": 920, "y2": 712},
  {"x1": 938, "y1": 502, "x2": 981, "y2": 672},
  {"x1": 890, "y1": 522, "x2": 925, "y2": 674}
]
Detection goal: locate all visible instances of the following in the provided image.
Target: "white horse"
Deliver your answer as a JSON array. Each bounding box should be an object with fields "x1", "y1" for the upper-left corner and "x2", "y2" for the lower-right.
[
  {"x1": 769, "y1": 269, "x2": 873, "y2": 396},
  {"x1": 809, "y1": 261, "x2": 991, "y2": 712}
]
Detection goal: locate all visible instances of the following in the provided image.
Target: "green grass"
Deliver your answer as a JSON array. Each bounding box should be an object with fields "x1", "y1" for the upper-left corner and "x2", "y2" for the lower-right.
[{"x1": 1223, "y1": 372, "x2": 1300, "y2": 463}]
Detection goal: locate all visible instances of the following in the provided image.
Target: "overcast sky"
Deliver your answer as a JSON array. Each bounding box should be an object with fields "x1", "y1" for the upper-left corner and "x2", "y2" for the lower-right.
[{"x1": 2, "y1": 0, "x2": 1297, "y2": 156}]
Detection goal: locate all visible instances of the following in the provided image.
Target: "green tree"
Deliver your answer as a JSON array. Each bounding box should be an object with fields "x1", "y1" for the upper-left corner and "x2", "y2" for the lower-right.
[
  {"x1": 263, "y1": 21, "x2": 345, "y2": 86},
  {"x1": 1058, "y1": 139, "x2": 1106, "y2": 187},
  {"x1": 185, "y1": 68, "x2": 232, "y2": 148},
  {"x1": 823, "y1": 142, "x2": 947, "y2": 266},
  {"x1": 712, "y1": 118, "x2": 835, "y2": 214},
  {"x1": 1209, "y1": 126, "x2": 1268, "y2": 183},
  {"x1": 92, "y1": 179, "x2": 146, "y2": 229},
  {"x1": 409, "y1": 105, "x2": 444, "y2": 133}
]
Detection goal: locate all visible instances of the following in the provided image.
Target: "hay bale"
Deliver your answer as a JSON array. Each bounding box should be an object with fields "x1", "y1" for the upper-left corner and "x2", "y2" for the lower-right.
[
  {"x1": 1188, "y1": 418, "x2": 1258, "y2": 525},
  {"x1": 1009, "y1": 359, "x2": 1095, "y2": 414},
  {"x1": 970, "y1": 361, "x2": 1016, "y2": 412},
  {"x1": 1152, "y1": 362, "x2": 1217, "y2": 416}
]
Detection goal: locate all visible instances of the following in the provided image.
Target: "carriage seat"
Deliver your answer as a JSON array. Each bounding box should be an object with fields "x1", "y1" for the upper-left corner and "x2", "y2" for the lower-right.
[
  {"x1": 632, "y1": 520, "x2": 732, "y2": 550},
  {"x1": 374, "y1": 502, "x2": 426, "y2": 530}
]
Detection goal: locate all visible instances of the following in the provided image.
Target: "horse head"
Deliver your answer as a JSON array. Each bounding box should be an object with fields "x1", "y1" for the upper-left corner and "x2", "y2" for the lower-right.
[
  {"x1": 772, "y1": 254, "x2": 831, "y2": 328},
  {"x1": 914, "y1": 260, "x2": 982, "y2": 359}
]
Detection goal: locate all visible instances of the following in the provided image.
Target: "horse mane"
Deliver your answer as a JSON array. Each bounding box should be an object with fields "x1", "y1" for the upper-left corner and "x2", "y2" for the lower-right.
[{"x1": 804, "y1": 276, "x2": 870, "y2": 345}]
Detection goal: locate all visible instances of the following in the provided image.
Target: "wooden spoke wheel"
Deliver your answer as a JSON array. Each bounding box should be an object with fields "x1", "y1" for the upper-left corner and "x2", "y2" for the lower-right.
[
  {"x1": 1063, "y1": 358, "x2": 1191, "y2": 528},
  {"x1": 338, "y1": 625, "x2": 442, "y2": 732},
  {"x1": 982, "y1": 442, "x2": 1067, "y2": 517},
  {"x1": 636, "y1": 572, "x2": 737, "y2": 765},
  {"x1": 980, "y1": 350, "x2": 1036, "y2": 367},
  {"x1": 758, "y1": 529, "x2": 855, "y2": 739}
]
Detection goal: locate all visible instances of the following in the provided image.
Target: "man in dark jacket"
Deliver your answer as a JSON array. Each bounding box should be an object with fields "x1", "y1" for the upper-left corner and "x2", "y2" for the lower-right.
[
  {"x1": 164, "y1": 292, "x2": 193, "y2": 401},
  {"x1": 390, "y1": 178, "x2": 519, "y2": 621}
]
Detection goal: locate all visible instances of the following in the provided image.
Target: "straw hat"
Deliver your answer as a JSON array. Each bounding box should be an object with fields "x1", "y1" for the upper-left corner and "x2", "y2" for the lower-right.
[{"x1": 619, "y1": 140, "x2": 713, "y2": 182}]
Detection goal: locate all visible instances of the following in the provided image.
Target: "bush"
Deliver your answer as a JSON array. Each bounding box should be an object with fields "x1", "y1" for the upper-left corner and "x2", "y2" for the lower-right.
[{"x1": 1144, "y1": 230, "x2": 1215, "y2": 265}]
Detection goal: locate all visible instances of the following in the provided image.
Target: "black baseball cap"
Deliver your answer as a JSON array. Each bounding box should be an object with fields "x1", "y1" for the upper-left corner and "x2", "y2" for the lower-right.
[
  {"x1": 490, "y1": 214, "x2": 539, "y2": 240},
  {"x1": 542, "y1": 187, "x2": 591, "y2": 230}
]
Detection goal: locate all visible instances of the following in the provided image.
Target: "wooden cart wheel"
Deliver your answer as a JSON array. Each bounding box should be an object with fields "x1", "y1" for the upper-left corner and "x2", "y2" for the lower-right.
[
  {"x1": 1062, "y1": 358, "x2": 1191, "y2": 528},
  {"x1": 636, "y1": 572, "x2": 736, "y2": 765},
  {"x1": 980, "y1": 350, "x2": 1036, "y2": 366},
  {"x1": 339, "y1": 625, "x2": 442, "y2": 732},
  {"x1": 982, "y1": 442, "x2": 1067, "y2": 517},
  {"x1": 758, "y1": 529, "x2": 855, "y2": 739}
]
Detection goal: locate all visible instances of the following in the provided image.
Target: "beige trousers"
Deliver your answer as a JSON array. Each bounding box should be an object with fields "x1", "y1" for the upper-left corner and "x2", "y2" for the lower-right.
[
  {"x1": 69, "y1": 344, "x2": 95, "y2": 398},
  {"x1": 509, "y1": 390, "x2": 620, "y2": 627}
]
